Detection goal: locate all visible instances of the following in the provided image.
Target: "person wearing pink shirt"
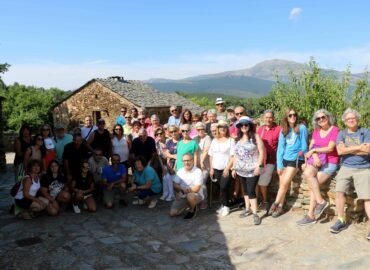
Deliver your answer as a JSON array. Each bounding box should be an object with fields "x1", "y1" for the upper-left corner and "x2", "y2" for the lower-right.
[
  {"x1": 229, "y1": 106, "x2": 246, "y2": 138},
  {"x1": 146, "y1": 114, "x2": 161, "y2": 139},
  {"x1": 297, "y1": 109, "x2": 340, "y2": 226},
  {"x1": 256, "y1": 110, "x2": 281, "y2": 210}
]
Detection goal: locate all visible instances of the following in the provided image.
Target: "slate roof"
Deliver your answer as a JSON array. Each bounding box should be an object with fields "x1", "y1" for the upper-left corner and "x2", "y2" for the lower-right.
[{"x1": 95, "y1": 77, "x2": 203, "y2": 112}]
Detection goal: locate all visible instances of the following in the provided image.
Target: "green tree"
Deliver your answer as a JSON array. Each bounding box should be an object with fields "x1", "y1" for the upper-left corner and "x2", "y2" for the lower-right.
[{"x1": 350, "y1": 71, "x2": 369, "y2": 127}]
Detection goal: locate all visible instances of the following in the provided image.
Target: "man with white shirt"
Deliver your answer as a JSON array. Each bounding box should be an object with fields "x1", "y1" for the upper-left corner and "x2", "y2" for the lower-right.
[{"x1": 170, "y1": 153, "x2": 204, "y2": 219}]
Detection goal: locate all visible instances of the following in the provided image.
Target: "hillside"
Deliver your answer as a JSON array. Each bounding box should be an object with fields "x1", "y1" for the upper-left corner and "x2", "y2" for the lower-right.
[{"x1": 146, "y1": 59, "x2": 367, "y2": 97}]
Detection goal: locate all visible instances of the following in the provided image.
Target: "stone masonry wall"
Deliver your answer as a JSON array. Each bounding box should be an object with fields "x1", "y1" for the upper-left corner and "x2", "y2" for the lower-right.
[{"x1": 267, "y1": 172, "x2": 366, "y2": 222}]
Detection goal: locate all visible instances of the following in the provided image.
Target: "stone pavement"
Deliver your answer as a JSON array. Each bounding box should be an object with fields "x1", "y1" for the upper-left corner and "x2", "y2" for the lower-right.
[{"x1": 0, "y1": 153, "x2": 369, "y2": 270}]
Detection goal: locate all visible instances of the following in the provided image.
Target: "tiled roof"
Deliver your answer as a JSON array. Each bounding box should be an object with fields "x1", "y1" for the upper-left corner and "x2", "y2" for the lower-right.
[{"x1": 96, "y1": 78, "x2": 203, "y2": 112}]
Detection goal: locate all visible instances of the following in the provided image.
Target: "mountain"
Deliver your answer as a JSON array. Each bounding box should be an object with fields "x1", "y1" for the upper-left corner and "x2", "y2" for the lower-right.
[{"x1": 146, "y1": 59, "x2": 367, "y2": 98}]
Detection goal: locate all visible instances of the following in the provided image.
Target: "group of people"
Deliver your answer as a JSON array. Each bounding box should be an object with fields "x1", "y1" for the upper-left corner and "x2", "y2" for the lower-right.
[{"x1": 12, "y1": 97, "x2": 370, "y2": 240}]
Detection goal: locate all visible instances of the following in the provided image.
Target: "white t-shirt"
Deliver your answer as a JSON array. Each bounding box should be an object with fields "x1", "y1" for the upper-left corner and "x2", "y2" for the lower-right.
[
  {"x1": 208, "y1": 138, "x2": 235, "y2": 170},
  {"x1": 195, "y1": 135, "x2": 212, "y2": 170},
  {"x1": 112, "y1": 136, "x2": 129, "y2": 162},
  {"x1": 81, "y1": 125, "x2": 97, "y2": 141},
  {"x1": 174, "y1": 166, "x2": 205, "y2": 200}
]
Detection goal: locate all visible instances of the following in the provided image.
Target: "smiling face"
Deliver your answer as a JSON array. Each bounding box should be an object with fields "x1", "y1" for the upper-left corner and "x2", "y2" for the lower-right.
[
  {"x1": 287, "y1": 110, "x2": 297, "y2": 125},
  {"x1": 344, "y1": 112, "x2": 358, "y2": 129},
  {"x1": 182, "y1": 154, "x2": 194, "y2": 171},
  {"x1": 315, "y1": 113, "x2": 329, "y2": 128},
  {"x1": 263, "y1": 112, "x2": 274, "y2": 127},
  {"x1": 85, "y1": 116, "x2": 93, "y2": 127}
]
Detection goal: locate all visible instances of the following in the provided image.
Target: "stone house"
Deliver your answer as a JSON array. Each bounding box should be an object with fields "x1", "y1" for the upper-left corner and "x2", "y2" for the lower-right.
[{"x1": 52, "y1": 76, "x2": 203, "y2": 130}]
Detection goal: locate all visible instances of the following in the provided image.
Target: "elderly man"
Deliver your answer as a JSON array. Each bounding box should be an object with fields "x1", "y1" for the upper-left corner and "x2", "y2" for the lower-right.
[
  {"x1": 330, "y1": 109, "x2": 370, "y2": 240},
  {"x1": 170, "y1": 153, "x2": 205, "y2": 219},
  {"x1": 205, "y1": 109, "x2": 218, "y2": 137},
  {"x1": 81, "y1": 116, "x2": 97, "y2": 142},
  {"x1": 54, "y1": 124, "x2": 73, "y2": 164},
  {"x1": 130, "y1": 128, "x2": 156, "y2": 163},
  {"x1": 256, "y1": 110, "x2": 281, "y2": 210},
  {"x1": 101, "y1": 154, "x2": 127, "y2": 208},
  {"x1": 167, "y1": 105, "x2": 181, "y2": 127},
  {"x1": 116, "y1": 107, "x2": 127, "y2": 126}
]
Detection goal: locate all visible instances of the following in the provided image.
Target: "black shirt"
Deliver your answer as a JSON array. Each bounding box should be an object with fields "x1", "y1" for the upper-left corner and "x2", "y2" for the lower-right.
[
  {"x1": 62, "y1": 142, "x2": 90, "y2": 177},
  {"x1": 130, "y1": 137, "x2": 156, "y2": 163},
  {"x1": 90, "y1": 129, "x2": 111, "y2": 159},
  {"x1": 41, "y1": 173, "x2": 65, "y2": 198},
  {"x1": 75, "y1": 172, "x2": 94, "y2": 192}
]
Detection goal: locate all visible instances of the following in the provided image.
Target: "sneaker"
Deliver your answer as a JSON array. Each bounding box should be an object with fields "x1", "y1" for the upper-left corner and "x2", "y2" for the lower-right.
[
  {"x1": 73, "y1": 204, "x2": 81, "y2": 214},
  {"x1": 200, "y1": 201, "x2": 208, "y2": 210},
  {"x1": 221, "y1": 206, "x2": 230, "y2": 217},
  {"x1": 253, "y1": 214, "x2": 261, "y2": 225},
  {"x1": 258, "y1": 202, "x2": 269, "y2": 212},
  {"x1": 330, "y1": 219, "x2": 346, "y2": 233},
  {"x1": 183, "y1": 207, "x2": 197, "y2": 219},
  {"x1": 160, "y1": 194, "x2": 167, "y2": 201},
  {"x1": 268, "y1": 202, "x2": 278, "y2": 215},
  {"x1": 216, "y1": 205, "x2": 224, "y2": 214},
  {"x1": 239, "y1": 209, "x2": 251, "y2": 218},
  {"x1": 314, "y1": 200, "x2": 329, "y2": 218},
  {"x1": 272, "y1": 206, "x2": 284, "y2": 218},
  {"x1": 132, "y1": 199, "x2": 145, "y2": 205},
  {"x1": 165, "y1": 196, "x2": 174, "y2": 202},
  {"x1": 297, "y1": 215, "x2": 316, "y2": 226},
  {"x1": 148, "y1": 199, "x2": 158, "y2": 209}
]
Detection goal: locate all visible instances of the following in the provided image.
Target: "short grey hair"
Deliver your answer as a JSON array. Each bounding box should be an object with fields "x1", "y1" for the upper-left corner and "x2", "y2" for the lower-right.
[
  {"x1": 180, "y1": 123, "x2": 190, "y2": 130},
  {"x1": 312, "y1": 109, "x2": 335, "y2": 129},
  {"x1": 207, "y1": 109, "x2": 217, "y2": 116},
  {"x1": 341, "y1": 108, "x2": 361, "y2": 122}
]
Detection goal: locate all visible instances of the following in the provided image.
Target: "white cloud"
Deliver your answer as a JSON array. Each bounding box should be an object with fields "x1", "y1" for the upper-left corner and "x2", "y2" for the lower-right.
[
  {"x1": 2, "y1": 45, "x2": 369, "y2": 90},
  {"x1": 289, "y1": 7, "x2": 303, "y2": 20}
]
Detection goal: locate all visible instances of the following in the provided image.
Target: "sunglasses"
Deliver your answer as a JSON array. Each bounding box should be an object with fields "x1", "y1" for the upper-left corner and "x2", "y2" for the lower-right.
[
  {"x1": 197, "y1": 129, "x2": 205, "y2": 131},
  {"x1": 138, "y1": 118, "x2": 145, "y2": 121},
  {"x1": 171, "y1": 110, "x2": 177, "y2": 112},
  {"x1": 315, "y1": 116, "x2": 327, "y2": 122},
  {"x1": 121, "y1": 111, "x2": 126, "y2": 113},
  {"x1": 181, "y1": 130, "x2": 190, "y2": 133},
  {"x1": 235, "y1": 112, "x2": 243, "y2": 116},
  {"x1": 202, "y1": 113, "x2": 207, "y2": 116},
  {"x1": 288, "y1": 113, "x2": 297, "y2": 118},
  {"x1": 240, "y1": 123, "x2": 249, "y2": 127},
  {"x1": 155, "y1": 132, "x2": 163, "y2": 136}
]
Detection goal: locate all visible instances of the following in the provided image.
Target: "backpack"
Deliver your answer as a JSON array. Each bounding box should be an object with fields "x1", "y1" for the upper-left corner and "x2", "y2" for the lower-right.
[{"x1": 10, "y1": 181, "x2": 21, "y2": 197}]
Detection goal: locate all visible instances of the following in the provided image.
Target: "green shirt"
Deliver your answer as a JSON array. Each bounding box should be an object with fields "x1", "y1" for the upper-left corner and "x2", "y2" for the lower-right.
[
  {"x1": 133, "y1": 166, "x2": 162, "y2": 193},
  {"x1": 176, "y1": 140, "x2": 199, "y2": 171},
  {"x1": 55, "y1": 134, "x2": 73, "y2": 164}
]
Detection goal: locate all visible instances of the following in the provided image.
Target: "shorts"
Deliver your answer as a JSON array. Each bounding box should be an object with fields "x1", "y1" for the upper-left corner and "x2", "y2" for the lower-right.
[
  {"x1": 15, "y1": 197, "x2": 33, "y2": 209},
  {"x1": 319, "y1": 163, "x2": 339, "y2": 176},
  {"x1": 171, "y1": 193, "x2": 203, "y2": 212},
  {"x1": 283, "y1": 159, "x2": 304, "y2": 170},
  {"x1": 103, "y1": 188, "x2": 119, "y2": 205},
  {"x1": 335, "y1": 166, "x2": 370, "y2": 199},
  {"x1": 258, "y1": 164, "x2": 275, "y2": 186}
]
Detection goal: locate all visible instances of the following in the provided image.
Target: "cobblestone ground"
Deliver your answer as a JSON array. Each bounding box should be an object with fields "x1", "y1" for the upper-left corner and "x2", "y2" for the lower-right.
[{"x1": 0, "y1": 153, "x2": 369, "y2": 270}]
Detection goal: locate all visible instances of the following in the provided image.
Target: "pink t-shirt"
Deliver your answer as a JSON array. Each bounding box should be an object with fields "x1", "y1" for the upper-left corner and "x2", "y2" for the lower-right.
[{"x1": 312, "y1": 126, "x2": 340, "y2": 164}]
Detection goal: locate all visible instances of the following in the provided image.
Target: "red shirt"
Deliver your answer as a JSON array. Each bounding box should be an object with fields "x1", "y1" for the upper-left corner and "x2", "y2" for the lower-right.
[{"x1": 257, "y1": 124, "x2": 281, "y2": 165}]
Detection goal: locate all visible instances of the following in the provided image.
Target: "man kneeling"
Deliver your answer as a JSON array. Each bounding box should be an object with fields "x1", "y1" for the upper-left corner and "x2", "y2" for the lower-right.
[{"x1": 170, "y1": 153, "x2": 205, "y2": 219}]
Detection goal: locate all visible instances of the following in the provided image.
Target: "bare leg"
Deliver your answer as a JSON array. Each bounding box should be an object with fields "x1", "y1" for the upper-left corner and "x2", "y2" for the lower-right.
[
  {"x1": 275, "y1": 167, "x2": 298, "y2": 205},
  {"x1": 250, "y1": 198, "x2": 258, "y2": 214},
  {"x1": 85, "y1": 196, "x2": 96, "y2": 212},
  {"x1": 335, "y1": 192, "x2": 346, "y2": 219}
]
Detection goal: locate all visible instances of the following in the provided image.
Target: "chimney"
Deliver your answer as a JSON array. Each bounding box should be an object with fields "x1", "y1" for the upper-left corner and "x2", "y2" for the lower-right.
[{"x1": 108, "y1": 76, "x2": 124, "y2": 82}]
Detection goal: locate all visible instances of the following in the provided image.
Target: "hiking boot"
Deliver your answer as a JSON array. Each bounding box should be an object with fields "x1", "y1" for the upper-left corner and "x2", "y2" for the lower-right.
[
  {"x1": 184, "y1": 206, "x2": 197, "y2": 219},
  {"x1": 73, "y1": 204, "x2": 81, "y2": 214},
  {"x1": 268, "y1": 202, "x2": 278, "y2": 216},
  {"x1": 314, "y1": 200, "x2": 329, "y2": 218},
  {"x1": 330, "y1": 219, "x2": 346, "y2": 233},
  {"x1": 239, "y1": 208, "x2": 251, "y2": 218},
  {"x1": 221, "y1": 206, "x2": 230, "y2": 216},
  {"x1": 297, "y1": 215, "x2": 316, "y2": 226},
  {"x1": 253, "y1": 214, "x2": 261, "y2": 225},
  {"x1": 272, "y1": 206, "x2": 284, "y2": 218}
]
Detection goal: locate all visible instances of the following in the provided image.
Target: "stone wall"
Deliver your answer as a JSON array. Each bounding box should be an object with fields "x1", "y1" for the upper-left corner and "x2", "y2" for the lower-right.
[
  {"x1": 267, "y1": 172, "x2": 366, "y2": 223},
  {"x1": 53, "y1": 81, "x2": 175, "y2": 131}
]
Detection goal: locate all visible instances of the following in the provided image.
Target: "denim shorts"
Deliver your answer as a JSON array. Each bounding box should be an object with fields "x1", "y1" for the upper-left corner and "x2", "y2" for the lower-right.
[{"x1": 319, "y1": 163, "x2": 339, "y2": 176}]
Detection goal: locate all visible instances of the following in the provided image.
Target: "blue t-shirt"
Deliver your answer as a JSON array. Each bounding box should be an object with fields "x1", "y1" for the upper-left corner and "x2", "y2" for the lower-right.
[
  {"x1": 116, "y1": 115, "x2": 126, "y2": 126},
  {"x1": 337, "y1": 128, "x2": 370, "y2": 168},
  {"x1": 102, "y1": 164, "x2": 127, "y2": 185},
  {"x1": 133, "y1": 166, "x2": 162, "y2": 194},
  {"x1": 276, "y1": 124, "x2": 308, "y2": 170}
]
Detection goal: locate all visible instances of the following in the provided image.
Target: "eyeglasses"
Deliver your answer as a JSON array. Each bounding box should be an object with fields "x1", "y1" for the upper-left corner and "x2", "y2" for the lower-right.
[
  {"x1": 202, "y1": 113, "x2": 208, "y2": 116},
  {"x1": 315, "y1": 115, "x2": 327, "y2": 122},
  {"x1": 345, "y1": 117, "x2": 356, "y2": 121},
  {"x1": 182, "y1": 159, "x2": 192, "y2": 163},
  {"x1": 197, "y1": 129, "x2": 205, "y2": 131},
  {"x1": 192, "y1": 120, "x2": 199, "y2": 123},
  {"x1": 138, "y1": 118, "x2": 145, "y2": 121},
  {"x1": 181, "y1": 130, "x2": 190, "y2": 133},
  {"x1": 288, "y1": 113, "x2": 297, "y2": 118},
  {"x1": 115, "y1": 128, "x2": 123, "y2": 131},
  {"x1": 235, "y1": 112, "x2": 244, "y2": 116},
  {"x1": 155, "y1": 132, "x2": 163, "y2": 136},
  {"x1": 211, "y1": 130, "x2": 217, "y2": 133},
  {"x1": 171, "y1": 109, "x2": 177, "y2": 112},
  {"x1": 240, "y1": 123, "x2": 249, "y2": 127}
]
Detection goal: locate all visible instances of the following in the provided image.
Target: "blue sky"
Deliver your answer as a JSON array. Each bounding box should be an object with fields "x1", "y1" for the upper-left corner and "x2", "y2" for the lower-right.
[{"x1": 1, "y1": 0, "x2": 369, "y2": 89}]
